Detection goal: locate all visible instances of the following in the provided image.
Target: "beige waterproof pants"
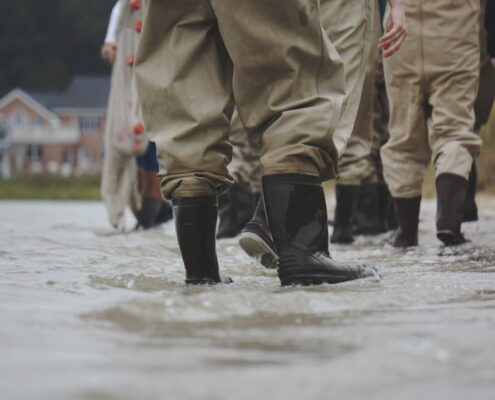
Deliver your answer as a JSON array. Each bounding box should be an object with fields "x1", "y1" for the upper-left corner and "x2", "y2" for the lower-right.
[
  {"x1": 336, "y1": 1, "x2": 380, "y2": 185},
  {"x1": 227, "y1": 0, "x2": 375, "y2": 193},
  {"x1": 365, "y1": 54, "x2": 389, "y2": 185},
  {"x1": 381, "y1": 0, "x2": 482, "y2": 199},
  {"x1": 135, "y1": 0, "x2": 376, "y2": 199},
  {"x1": 228, "y1": 110, "x2": 262, "y2": 194},
  {"x1": 475, "y1": 0, "x2": 495, "y2": 130}
]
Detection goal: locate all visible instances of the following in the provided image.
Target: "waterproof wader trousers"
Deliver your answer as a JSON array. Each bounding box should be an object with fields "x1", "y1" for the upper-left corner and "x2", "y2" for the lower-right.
[
  {"x1": 221, "y1": 0, "x2": 376, "y2": 195},
  {"x1": 381, "y1": 0, "x2": 482, "y2": 199},
  {"x1": 229, "y1": 109, "x2": 262, "y2": 194},
  {"x1": 136, "y1": 0, "x2": 349, "y2": 200},
  {"x1": 475, "y1": 0, "x2": 495, "y2": 131},
  {"x1": 336, "y1": 0, "x2": 380, "y2": 186}
]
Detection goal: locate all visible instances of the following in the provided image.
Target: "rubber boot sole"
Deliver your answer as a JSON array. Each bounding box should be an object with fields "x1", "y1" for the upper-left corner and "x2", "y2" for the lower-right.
[
  {"x1": 279, "y1": 270, "x2": 380, "y2": 286},
  {"x1": 279, "y1": 264, "x2": 380, "y2": 286},
  {"x1": 185, "y1": 275, "x2": 233, "y2": 285},
  {"x1": 330, "y1": 231, "x2": 354, "y2": 244},
  {"x1": 239, "y1": 232, "x2": 278, "y2": 269},
  {"x1": 280, "y1": 274, "x2": 356, "y2": 286},
  {"x1": 437, "y1": 230, "x2": 467, "y2": 246}
]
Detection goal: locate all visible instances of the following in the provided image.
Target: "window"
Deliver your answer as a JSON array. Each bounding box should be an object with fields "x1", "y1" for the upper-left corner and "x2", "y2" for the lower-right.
[
  {"x1": 34, "y1": 116, "x2": 45, "y2": 128},
  {"x1": 0, "y1": 117, "x2": 6, "y2": 140},
  {"x1": 79, "y1": 116, "x2": 100, "y2": 133},
  {"x1": 26, "y1": 145, "x2": 43, "y2": 162},
  {"x1": 10, "y1": 110, "x2": 28, "y2": 129},
  {"x1": 63, "y1": 148, "x2": 74, "y2": 165}
]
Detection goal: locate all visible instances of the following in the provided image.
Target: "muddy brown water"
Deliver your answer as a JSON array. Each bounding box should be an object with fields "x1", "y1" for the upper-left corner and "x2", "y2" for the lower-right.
[{"x1": 1, "y1": 198, "x2": 495, "y2": 400}]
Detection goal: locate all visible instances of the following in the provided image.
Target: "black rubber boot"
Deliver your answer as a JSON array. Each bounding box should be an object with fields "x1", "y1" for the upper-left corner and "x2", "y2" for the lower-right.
[
  {"x1": 263, "y1": 175, "x2": 378, "y2": 286},
  {"x1": 173, "y1": 196, "x2": 233, "y2": 285},
  {"x1": 436, "y1": 173, "x2": 468, "y2": 246},
  {"x1": 239, "y1": 195, "x2": 278, "y2": 269},
  {"x1": 391, "y1": 196, "x2": 421, "y2": 247},
  {"x1": 136, "y1": 198, "x2": 162, "y2": 229},
  {"x1": 353, "y1": 183, "x2": 384, "y2": 235},
  {"x1": 155, "y1": 201, "x2": 173, "y2": 225},
  {"x1": 330, "y1": 185, "x2": 359, "y2": 244},
  {"x1": 464, "y1": 162, "x2": 478, "y2": 222},
  {"x1": 216, "y1": 180, "x2": 253, "y2": 239},
  {"x1": 379, "y1": 184, "x2": 398, "y2": 231}
]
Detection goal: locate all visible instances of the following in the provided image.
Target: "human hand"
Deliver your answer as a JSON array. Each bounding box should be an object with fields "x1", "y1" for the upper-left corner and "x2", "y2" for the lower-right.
[
  {"x1": 378, "y1": 0, "x2": 407, "y2": 58},
  {"x1": 101, "y1": 43, "x2": 117, "y2": 64},
  {"x1": 491, "y1": 58, "x2": 495, "y2": 70}
]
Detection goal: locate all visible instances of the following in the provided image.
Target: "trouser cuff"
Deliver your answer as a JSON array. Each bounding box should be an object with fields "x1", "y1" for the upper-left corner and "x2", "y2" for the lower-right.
[{"x1": 263, "y1": 174, "x2": 321, "y2": 187}]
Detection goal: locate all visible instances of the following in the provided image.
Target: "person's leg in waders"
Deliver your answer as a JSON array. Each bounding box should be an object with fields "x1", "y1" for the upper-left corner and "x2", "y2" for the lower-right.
[
  {"x1": 239, "y1": 0, "x2": 406, "y2": 267},
  {"x1": 135, "y1": 142, "x2": 172, "y2": 229},
  {"x1": 465, "y1": 0, "x2": 495, "y2": 222},
  {"x1": 224, "y1": 0, "x2": 376, "y2": 268},
  {"x1": 101, "y1": 0, "x2": 149, "y2": 230},
  {"x1": 353, "y1": 0, "x2": 397, "y2": 236},
  {"x1": 135, "y1": 0, "x2": 391, "y2": 285},
  {"x1": 234, "y1": 112, "x2": 277, "y2": 268},
  {"x1": 216, "y1": 110, "x2": 258, "y2": 239},
  {"x1": 240, "y1": 0, "x2": 377, "y2": 258},
  {"x1": 381, "y1": 0, "x2": 482, "y2": 247},
  {"x1": 331, "y1": 25, "x2": 379, "y2": 244}
]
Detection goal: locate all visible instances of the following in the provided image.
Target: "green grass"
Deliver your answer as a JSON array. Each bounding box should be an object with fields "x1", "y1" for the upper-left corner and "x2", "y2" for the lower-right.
[{"x1": 0, "y1": 175, "x2": 101, "y2": 200}]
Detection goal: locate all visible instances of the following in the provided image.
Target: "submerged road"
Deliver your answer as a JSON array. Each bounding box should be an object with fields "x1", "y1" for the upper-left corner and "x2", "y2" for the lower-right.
[{"x1": 1, "y1": 198, "x2": 495, "y2": 400}]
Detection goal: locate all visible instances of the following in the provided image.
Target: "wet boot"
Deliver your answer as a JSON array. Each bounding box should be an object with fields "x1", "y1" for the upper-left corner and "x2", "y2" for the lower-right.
[
  {"x1": 391, "y1": 196, "x2": 421, "y2": 247},
  {"x1": 155, "y1": 200, "x2": 173, "y2": 225},
  {"x1": 380, "y1": 184, "x2": 398, "y2": 231},
  {"x1": 239, "y1": 195, "x2": 278, "y2": 269},
  {"x1": 217, "y1": 180, "x2": 253, "y2": 239},
  {"x1": 353, "y1": 183, "x2": 384, "y2": 235},
  {"x1": 330, "y1": 185, "x2": 359, "y2": 244},
  {"x1": 136, "y1": 198, "x2": 162, "y2": 229},
  {"x1": 173, "y1": 196, "x2": 233, "y2": 284},
  {"x1": 464, "y1": 162, "x2": 478, "y2": 222},
  {"x1": 436, "y1": 173, "x2": 468, "y2": 246},
  {"x1": 263, "y1": 174, "x2": 378, "y2": 286}
]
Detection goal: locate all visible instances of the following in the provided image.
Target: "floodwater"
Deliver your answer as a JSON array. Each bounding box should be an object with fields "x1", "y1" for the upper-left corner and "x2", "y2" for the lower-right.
[{"x1": 1, "y1": 198, "x2": 495, "y2": 400}]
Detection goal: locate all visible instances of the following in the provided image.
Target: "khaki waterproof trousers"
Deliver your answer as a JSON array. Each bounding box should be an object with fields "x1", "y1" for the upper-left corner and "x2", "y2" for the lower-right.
[
  {"x1": 365, "y1": 54, "x2": 389, "y2": 184},
  {"x1": 227, "y1": 0, "x2": 374, "y2": 192},
  {"x1": 136, "y1": 0, "x2": 350, "y2": 199},
  {"x1": 228, "y1": 110, "x2": 262, "y2": 194},
  {"x1": 475, "y1": 0, "x2": 495, "y2": 130},
  {"x1": 381, "y1": 0, "x2": 482, "y2": 198},
  {"x1": 336, "y1": 0, "x2": 379, "y2": 185}
]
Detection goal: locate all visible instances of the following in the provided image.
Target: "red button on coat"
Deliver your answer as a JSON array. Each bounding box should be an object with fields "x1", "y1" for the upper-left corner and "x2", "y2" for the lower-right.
[
  {"x1": 134, "y1": 20, "x2": 143, "y2": 33},
  {"x1": 126, "y1": 55, "x2": 135, "y2": 66},
  {"x1": 133, "y1": 123, "x2": 145, "y2": 135},
  {"x1": 129, "y1": 0, "x2": 142, "y2": 11}
]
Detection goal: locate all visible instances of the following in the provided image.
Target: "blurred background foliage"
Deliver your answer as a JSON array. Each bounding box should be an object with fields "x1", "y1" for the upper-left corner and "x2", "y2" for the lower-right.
[{"x1": 0, "y1": 0, "x2": 114, "y2": 96}]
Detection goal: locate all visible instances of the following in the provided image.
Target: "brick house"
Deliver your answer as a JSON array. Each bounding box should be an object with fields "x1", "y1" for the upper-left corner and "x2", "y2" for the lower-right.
[{"x1": 0, "y1": 76, "x2": 109, "y2": 179}]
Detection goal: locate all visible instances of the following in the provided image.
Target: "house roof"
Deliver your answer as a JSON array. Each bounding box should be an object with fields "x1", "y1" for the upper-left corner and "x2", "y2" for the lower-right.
[
  {"x1": 0, "y1": 89, "x2": 60, "y2": 122},
  {"x1": 29, "y1": 75, "x2": 110, "y2": 111}
]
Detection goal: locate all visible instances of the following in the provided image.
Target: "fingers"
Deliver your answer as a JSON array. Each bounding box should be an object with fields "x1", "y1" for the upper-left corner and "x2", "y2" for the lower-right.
[
  {"x1": 101, "y1": 44, "x2": 117, "y2": 64},
  {"x1": 379, "y1": 24, "x2": 407, "y2": 49},
  {"x1": 382, "y1": 33, "x2": 407, "y2": 58}
]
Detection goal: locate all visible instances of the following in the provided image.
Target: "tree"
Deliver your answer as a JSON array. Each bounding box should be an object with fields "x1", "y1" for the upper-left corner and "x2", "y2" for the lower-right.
[{"x1": 0, "y1": 0, "x2": 115, "y2": 96}]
